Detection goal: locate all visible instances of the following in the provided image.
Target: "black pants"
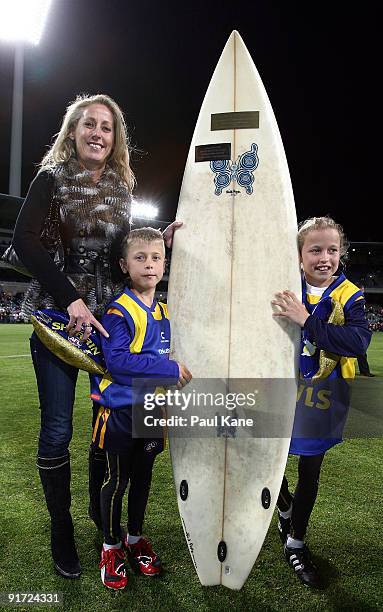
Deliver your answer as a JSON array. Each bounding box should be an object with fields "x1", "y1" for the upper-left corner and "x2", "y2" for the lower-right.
[
  {"x1": 100, "y1": 440, "x2": 160, "y2": 545},
  {"x1": 277, "y1": 453, "x2": 325, "y2": 540},
  {"x1": 357, "y1": 353, "x2": 372, "y2": 375}
]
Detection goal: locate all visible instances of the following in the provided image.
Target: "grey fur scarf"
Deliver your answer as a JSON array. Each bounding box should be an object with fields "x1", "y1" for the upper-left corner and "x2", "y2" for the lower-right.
[{"x1": 21, "y1": 159, "x2": 131, "y2": 320}]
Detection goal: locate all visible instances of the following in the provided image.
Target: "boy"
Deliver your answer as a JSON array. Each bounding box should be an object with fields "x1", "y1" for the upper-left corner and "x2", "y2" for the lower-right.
[{"x1": 91, "y1": 227, "x2": 191, "y2": 590}]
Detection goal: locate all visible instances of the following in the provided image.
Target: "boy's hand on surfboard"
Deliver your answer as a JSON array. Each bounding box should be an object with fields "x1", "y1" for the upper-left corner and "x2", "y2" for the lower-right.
[
  {"x1": 272, "y1": 290, "x2": 310, "y2": 327},
  {"x1": 163, "y1": 221, "x2": 183, "y2": 248},
  {"x1": 177, "y1": 363, "x2": 192, "y2": 389}
]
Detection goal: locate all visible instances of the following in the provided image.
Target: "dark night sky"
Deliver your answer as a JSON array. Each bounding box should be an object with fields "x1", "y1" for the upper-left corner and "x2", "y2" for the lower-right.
[{"x1": 0, "y1": 0, "x2": 379, "y2": 240}]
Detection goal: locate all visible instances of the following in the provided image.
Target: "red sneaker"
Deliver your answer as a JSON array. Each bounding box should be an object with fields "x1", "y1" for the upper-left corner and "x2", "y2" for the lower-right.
[
  {"x1": 125, "y1": 537, "x2": 162, "y2": 576},
  {"x1": 99, "y1": 546, "x2": 128, "y2": 590}
]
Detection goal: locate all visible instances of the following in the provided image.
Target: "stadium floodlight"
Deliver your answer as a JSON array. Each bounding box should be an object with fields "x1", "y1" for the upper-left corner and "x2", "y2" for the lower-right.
[
  {"x1": 132, "y1": 199, "x2": 159, "y2": 220},
  {"x1": 0, "y1": 0, "x2": 52, "y2": 45},
  {"x1": 0, "y1": 0, "x2": 53, "y2": 196}
]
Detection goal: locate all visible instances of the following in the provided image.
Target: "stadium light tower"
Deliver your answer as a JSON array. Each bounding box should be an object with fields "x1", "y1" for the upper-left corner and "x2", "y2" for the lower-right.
[
  {"x1": 132, "y1": 198, "x2": 159, "y2": 220},
  {"x1": 0, "y1": 0, "x2": 53, "y2": 196}
]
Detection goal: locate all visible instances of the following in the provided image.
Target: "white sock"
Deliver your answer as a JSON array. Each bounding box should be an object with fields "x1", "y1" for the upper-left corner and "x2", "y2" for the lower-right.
[
  {"x1": 103, "y1": 542, "x2": 122, "y2": 550},
  {"x1": 279, "y1": 503, "x2": 293, "y2": 519},
  {"x1": 286, "y1": 536, "x2": 304, "y2": 549},
  {"x1": 127, "y1": 534, "x2": 141, "y2": 545}
]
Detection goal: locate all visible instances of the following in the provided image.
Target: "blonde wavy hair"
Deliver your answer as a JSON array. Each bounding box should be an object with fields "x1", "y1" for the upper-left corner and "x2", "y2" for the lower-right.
[
  {"x1": 298, "y1": 216, "x2": 349, "y2": 264},
  {"x1": 40, "y1": 93, "x2": 135, "y2": 191}
]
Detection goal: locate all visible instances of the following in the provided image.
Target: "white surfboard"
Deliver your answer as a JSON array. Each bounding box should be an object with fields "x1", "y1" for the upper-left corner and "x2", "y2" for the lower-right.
[{"x1": 167, "y1": 30, "x2": 300, "y2": 590}]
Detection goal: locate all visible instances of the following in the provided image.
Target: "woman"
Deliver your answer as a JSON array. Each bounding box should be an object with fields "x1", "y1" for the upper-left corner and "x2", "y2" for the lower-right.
[{"x1": 13, "y1": 94, "x2": 178, "y2": 579}]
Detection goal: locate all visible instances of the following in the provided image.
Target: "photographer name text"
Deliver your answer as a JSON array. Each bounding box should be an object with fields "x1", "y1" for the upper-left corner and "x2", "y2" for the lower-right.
[{"x1": 143, "y1": 415, "x2": 254, "y2": 427}]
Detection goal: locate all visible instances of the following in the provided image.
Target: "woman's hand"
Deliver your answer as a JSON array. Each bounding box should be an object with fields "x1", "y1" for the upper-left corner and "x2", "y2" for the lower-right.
[
  {"x1": 66, "y1": 299, "x2": 109, "y2": 341},
  {"x1": 176, "y1": 363, "x2": 192, "y2": 389},
  {"x1": 272, "y1": 290, "x2": 310, "y2": 327},
  {"x1": 163, "y1": 221, "x2": 183, "y2": 248}
]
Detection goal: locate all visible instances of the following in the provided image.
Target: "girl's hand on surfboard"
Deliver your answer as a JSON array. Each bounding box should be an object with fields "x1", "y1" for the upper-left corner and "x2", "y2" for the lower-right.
[
  {"x1": 272, "y1": 290, "x2": 310, "y2": 327},
  {"x1": 163, "y1": 221, "x2": 183, "y2": 248},
  {"x1": 177, "y1": 363, "x2": 192, "y2": 389}
]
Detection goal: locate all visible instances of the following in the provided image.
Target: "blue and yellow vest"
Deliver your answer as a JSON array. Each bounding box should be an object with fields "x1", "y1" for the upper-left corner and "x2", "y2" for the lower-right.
[
  {"x1": 290, "y1": 273, "x2": 363, "y2": 455},
  {"x1": 90, "y1": 288, "x2": 174, "y2": 410}
]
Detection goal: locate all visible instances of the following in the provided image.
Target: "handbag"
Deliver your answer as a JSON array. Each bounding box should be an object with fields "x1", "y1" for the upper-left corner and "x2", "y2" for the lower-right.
[
  {"x1": 1, "y1": 192, "x2": 64, "y2": 277},
  {"x1": 31, "y1": 309, "x2": 106, "y2": 375}
]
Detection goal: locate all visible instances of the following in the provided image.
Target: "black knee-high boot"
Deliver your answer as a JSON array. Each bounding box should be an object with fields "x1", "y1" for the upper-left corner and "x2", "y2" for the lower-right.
[
  {"x1": 88, "y1": 443, "x2": 106, "y2": 530},
  {"x1": 39, "y1": 462, "x2": 81, "y2": 578}
]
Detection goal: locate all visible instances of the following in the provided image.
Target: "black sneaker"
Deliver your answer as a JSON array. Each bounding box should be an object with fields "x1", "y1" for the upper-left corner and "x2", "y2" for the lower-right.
[
  {"x1": 277, "y1": 513, "x2": 291, "y2": 544},
  {"x1": 284, "y1": 544, "x2": 321, "y2": 588}
]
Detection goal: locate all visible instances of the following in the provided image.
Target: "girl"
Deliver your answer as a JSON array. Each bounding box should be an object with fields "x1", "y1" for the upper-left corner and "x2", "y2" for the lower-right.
[{"x1": 272, "y1": 216, "x2": 371, "y2": 588}]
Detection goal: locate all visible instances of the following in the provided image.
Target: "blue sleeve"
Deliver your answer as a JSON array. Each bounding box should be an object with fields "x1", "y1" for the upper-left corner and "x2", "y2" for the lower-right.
[
  {"x1": 303, "y1": 299, "x2": 372, "y2": 356},
  {"x1": 100, "y1": 313, "x2": 180, "y2": 383}
]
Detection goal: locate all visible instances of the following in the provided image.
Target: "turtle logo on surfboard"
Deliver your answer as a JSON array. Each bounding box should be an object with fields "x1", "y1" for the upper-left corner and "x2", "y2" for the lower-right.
[{"x1": 210, "y1": 142, "x2": 259, "y2": 195}]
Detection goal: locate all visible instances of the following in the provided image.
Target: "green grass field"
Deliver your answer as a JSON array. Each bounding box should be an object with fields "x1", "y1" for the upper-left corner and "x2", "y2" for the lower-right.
[{"x1": 0, "y1": 325, "x2": 382, "y2": 611}]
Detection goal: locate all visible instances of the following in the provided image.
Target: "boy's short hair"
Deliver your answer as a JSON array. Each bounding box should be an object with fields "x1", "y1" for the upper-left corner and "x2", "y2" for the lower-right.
[{"x1": 121, "y1": 227, "x2": 165, "y2": 258}]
